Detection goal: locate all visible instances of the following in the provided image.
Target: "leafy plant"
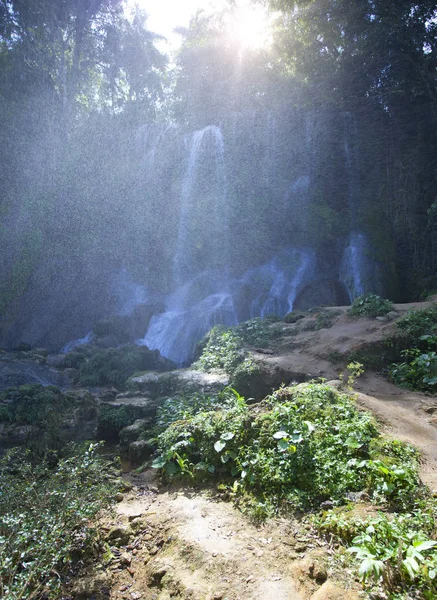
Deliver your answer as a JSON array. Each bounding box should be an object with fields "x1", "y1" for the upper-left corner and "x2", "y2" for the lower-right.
[
  {"x1": 78, "y1": 345, "x2": 165, "y2": 387},
  {"x1": 339, "y1": 361, "x2": 364, "y2": 390},
  {"x1": 349, "y1": 294, "x2": 393, "y2": 317},
  {"x1": 389, "y1": 308, "x2": 437, "y2": 392},
  {"x1": 151, "y1": 382, "x2": 420, "y2": 509},
  {"x1": 193, "y1": 326, "x2": 245, "y2": 374},
  {"x1": 0, "y1": 443, "x2": 116, "y2": 599}
]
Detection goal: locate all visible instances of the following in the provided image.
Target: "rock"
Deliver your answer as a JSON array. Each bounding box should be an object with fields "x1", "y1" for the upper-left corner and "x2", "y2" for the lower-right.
[
  {"x1": 71, "y1": 570, "x2": 112, "y2": 598},
  {"x1": 310, "y1": 580, "x2": 354, "y2": 599},
  {"x1": 308, "y1": 561, "x2": 328, "y2": 583},
  {"x1": 0, "y1": 360, "x2": 62, "y2": 391},
  {"x1": 376, "y1": 315, "x2": 390, "y2": 322},
  {"x1": 130, "y1": 517, "x2": 147, "y2": 532},
  {"x1": 120, "y1": 419, "x2": 150, "y2": 446},
  {"x1": 120, "y1": 552, "x2": 132, "y2": 566},
  {"x1": 284, "y1": 311, "x2": 306, "y2": 324},
  {"x1": 106, "y1": 525, "x2": 132, "y2": 546},
  {"x1": 128, "y1": 369, "x2": 229, "y2": 397},
  {"x1": 149, "y1": 565, "x2": 168, "y2": 585},
  {"x1": 386, "y1": 311, "x2": 399, "y2": 320},
  {"x1": 293, "y1": 280, "x2": 350, "y2": 311},
  {"x1": 98, "y1": 387, "x2": 118, "y2": 402},
  {"x1": 106, "y1": 395, "x2": 160, "y2": 422},
  {"x1": 129, "y1": 439, "x2": 155, "y2": 465}
]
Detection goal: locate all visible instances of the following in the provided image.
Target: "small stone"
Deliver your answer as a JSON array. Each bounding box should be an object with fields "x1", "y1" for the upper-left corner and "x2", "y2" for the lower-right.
[
  {"x1": 149, "y1": 545, "x2": 159, "y2": 555},
  {"x1": 294, "y1": 543, "x2": 307, "y2": 552},
  {"x1": 128, "y1": 513, "x2": 143, "y2": 522},
  {"x1": 115, "y1": 492, "x2": 124, "y2": 502},
  {"x1": 212, "y1": 593, "x2": 223, "y2": 600},
  {"x1": 120, "y1": 552, "x2": 132, "y2": 566}
]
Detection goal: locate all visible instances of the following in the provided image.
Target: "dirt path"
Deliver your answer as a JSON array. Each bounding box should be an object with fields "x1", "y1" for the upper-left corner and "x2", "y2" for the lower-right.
[
  {"x1": 94, "y1": 473, "x2": 360, "y2": 600},
  {"x1": 354, "y1": 374, "x2": 437, "y2": 491}
]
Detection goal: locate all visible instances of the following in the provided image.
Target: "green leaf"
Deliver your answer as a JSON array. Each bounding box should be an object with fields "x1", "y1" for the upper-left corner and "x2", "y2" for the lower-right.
[
  {"x1": 413, "y1": 540, "x2": 437, "y2": 552},
  {"x1": 403, "y1": 556, "x2": 420, "y2": 579},
  {"x1": 277, "y1": 439, "x2": 290, "y2": 451},
  {"x1": 214, "y1": 440, "x2": 226, "y2": 453},
  {"x1": 345, "y1": 437, "x2": 362, "y2": 449},
  {"x1": 151, "y1": 456, "x2": 166, "y2": 469},
  {"x1": 273, "y1": 431, "x2": 288, "y2": 439}
]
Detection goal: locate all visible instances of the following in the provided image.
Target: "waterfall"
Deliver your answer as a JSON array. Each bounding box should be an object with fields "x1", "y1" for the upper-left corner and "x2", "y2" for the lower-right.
[
  {"x1": 140, "y1": 272, "x2": 238, "y2": 365},
  {"x1": 340, "y1": 231, "x2": 383, "y2": 301},
  {"x1": 174, "y1": 125, "x2": 228, "y2": 284}
]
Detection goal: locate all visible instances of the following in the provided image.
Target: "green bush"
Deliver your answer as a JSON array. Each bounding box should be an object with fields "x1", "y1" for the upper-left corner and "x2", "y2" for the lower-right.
[
  {"x1": 151, "y1": 383, "x2": 421, "y2": 509},
  {"x1": 193, "y1": 326, "x2": 245, "y2": 374},
  {"x1": 78, "y1": 345, "x2": 162, "y2": 387},
  {"x1": 0, "y1": 443, "x2": 116, "y2": 599},
  {"x1": 349, "y1": 293, "x2": 393, "y2": 317},
  {"x1": 389, "y1": 306, "x2": 437, "y2": 392},
  {"x1": 316, "y1": 502, "x2": 437, "y2": 597},
  {"x1": 0, "y1": 385, "x2": 70, "y2": 452},
  {"x1": 154, "y1": 391, "x2": 234, "y2": 432},
  {"x1": 235, "y1": 317, "x2": 282, "y2": 348},
  {"x1": 96, "y1": 405, "x2": 137, "y2": 441},
  {"x1": 395, "y1": 305, "x2": 437, "y2": 343}
]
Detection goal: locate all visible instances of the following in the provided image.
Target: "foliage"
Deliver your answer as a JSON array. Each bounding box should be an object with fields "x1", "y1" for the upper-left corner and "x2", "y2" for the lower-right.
[
  {"x1": 0, "y1": 385, "x2": 70, "y2": 452},
  {"x1": 349, "y1": 294, "x2": 393, "y2": 318},
  {"x1": 78, "y1": 346, "x2": 162, "y2": 387},
  {"x1": 60, "y1": 351, "x2": 87, "y2": 370},
  {"x1": 389, "y1": 306, "x2": 437, "y2": 392},
  {"x1": 339, "y1": 361, "x2": 364, "y2": 390},
  {"x1": 151, "y1": 383, "x2": 421, "y2": 509},
  {"x1": 193, "y1": 326, "x2": 246, "y2": 374},
  {"x1": 96, "y1": 405, "x2": 138, "y2": 442},
  {"x1": 390, "y1": 348, "x2": 437, "y2": 392},
  {"x1": 154, "y1": 391, "x2": 235, "y2": 433},
  {"x1": 315, "y1": 501, "x2": 437, "y2": 597},
  {"x1": 234, "y1": 317, "x2": 282, "y2": 348},
  {"x1": 192, "y1": 322, "x2": 272, "y2": 397},
  {"x1": 0, "y1": 443, "x2": 116, "y2": 599},
  {"x1": 284, "y1": 311, "x2": 305, "y2": 324},
  {"x1": 395, "y1": 306, "x2": 437, "y2": 343}
]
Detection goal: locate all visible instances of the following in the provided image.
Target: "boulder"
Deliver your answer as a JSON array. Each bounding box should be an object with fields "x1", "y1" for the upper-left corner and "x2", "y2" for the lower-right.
[
  {"x1": 129, "y1": 369, "x2": 229, "y2": 397},
  {"x1": 119, "y1": 419, "x2": 150, "y2": 446},
  {"x1": 129, "y1": 439, "x2": 154, "y2": 465}
]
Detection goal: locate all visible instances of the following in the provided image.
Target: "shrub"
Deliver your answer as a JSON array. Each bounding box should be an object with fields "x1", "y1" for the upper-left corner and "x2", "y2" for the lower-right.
[
  {"x1": 395, "y1": 305, "x2": 437, "y2": 344},
  {"x1": 316, "y1": 502, "x2": 437, "y2": 597},
  {"x1": 349, "y1": 293, "x2": 393, "y2": 317},
  {"x1": 151, "y1": 383, "x2": 421, "y2": 510},
  {"x1": 96, "y1": 405, "x2": 139, "y2": 441},
  {"x1": 78, "y1": 345, "x2": 162, "y2": 387},
  {"x1": 0, "y1": 443, "x2": 116, "y2": 599},
  {"x1": 0, "y1": 385, "x2": 70, "y2": 452},
  {"x1": 193, "y1": 326, "x2": 245, "y2": 374},
  {"x1": 235, "y1": 317, "x2": 282, "y2": 348},
  {"x1": 389, "y1": 306, "x2": 437, "y2": 392}
]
